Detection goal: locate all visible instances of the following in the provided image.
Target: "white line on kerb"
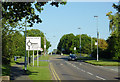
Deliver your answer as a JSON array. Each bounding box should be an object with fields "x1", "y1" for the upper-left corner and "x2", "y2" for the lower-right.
[
  {"x1": 96, "y1": 76, "x2": 106, "y2": 80},
  {"x1": 87, "y1": 72, "x2": 93, "y2": 75},
  {"x1": 81, "y1": 69, "x2": 85, "y2": 72}
]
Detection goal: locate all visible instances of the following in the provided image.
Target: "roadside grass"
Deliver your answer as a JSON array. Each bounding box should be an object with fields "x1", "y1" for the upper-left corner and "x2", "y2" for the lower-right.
[
  {"x1": 11, "y1": 56, "x2": 24, "y2": 66},
  {"x1": 63, "y1": 54, "x2": 69, "y2": 56},
  {"x1": 2, "y1": 64, "x2": 10, "y2": 76},
  {"x1": 30, "y1": 54, "x2": 49, "y2": 67},
  {"x1": 76, "y1": 53, "x2": 90, "y2": 57},
  {"x1": 77, "y1": 57, "x2": 95, "y2": 60},
  {"x1": 16, "y1": 57, "x2": 24, "y2": 63},
  {"x1": 85, "y1": 60, "x2": 119, "y2": 66},
  {"x1": 27, "y1": 66, "x2": 51, "y2": 80},
  {"x1": 27, "y1": 54, "x2": 52, "y2": 80}
]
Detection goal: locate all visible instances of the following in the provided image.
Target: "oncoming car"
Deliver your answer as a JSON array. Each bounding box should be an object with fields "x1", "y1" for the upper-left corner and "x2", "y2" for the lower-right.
[{"x1": 68, "y1": 54, "x2": 77, "y2": 61}]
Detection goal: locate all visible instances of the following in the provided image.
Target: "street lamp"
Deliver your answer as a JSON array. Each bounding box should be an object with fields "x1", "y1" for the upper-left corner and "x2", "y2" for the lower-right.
[
  {"x1": 94, "y1": 16, "x2": 99, "y2": 61},
  {"x1": 78, "y1": 27, "x2": 81, "y2": 57},
  {"x1": 25, "y1": 16, "x2": 27, "y2": 70}
]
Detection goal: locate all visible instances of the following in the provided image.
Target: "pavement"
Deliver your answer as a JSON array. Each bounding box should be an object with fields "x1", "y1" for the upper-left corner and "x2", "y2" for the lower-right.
[
  {"x1": 50, "y1": 55, "x2": 119, "y2": 80},
  {"x1": 10, "y1": 62, "x2": 32, "y2": 81}
]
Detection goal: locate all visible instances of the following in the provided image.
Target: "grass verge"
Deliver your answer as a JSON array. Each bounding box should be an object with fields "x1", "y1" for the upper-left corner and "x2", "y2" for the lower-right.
[
  {"x1": 27, "y1": 54, "x2": 52, "y2": 80},
  {"x1": 85, "y1": 60, "x2": 119, "y2": 66},
  {"x1": 27, "y1": 66, "x2": 51, "y2": 80}
]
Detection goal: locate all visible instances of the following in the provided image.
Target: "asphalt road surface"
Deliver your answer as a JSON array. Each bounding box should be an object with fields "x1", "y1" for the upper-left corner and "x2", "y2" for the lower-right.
[{"x1": 50, "y1": 55, "x2": 119, "y2": 80}]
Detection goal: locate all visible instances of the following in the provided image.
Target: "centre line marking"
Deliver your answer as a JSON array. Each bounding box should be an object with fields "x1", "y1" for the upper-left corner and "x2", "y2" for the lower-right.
[
  {"x1": 80, "y1": 63, "x2": 82, "y2": 65},
  {"x1": 87, "y1": 72, "x2": 93, "y2": 75},
  {"x1": 96, "y1": 76, "x2": 106, "y2": 80},
  {"x1": 81, "y1": 69, "x2": 85, "y2": 72}
]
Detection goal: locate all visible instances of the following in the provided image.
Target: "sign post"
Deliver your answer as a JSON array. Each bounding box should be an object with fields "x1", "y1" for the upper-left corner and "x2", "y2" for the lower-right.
[
  {"x1": 74, "y1": 47, "x2": 76, "y2": 54},
  {"x1": 37, "y1": 50, "x2": 39, "y2": 67},
  {"x1": 26, "y1": 37, "x2": 41, "y2": 67},
  {"x1": 33, "y1": 50, "x2": 34, "y2": 66},
  {"x1": 28, "y1": 50, "x2": 29, "y2": 65}
]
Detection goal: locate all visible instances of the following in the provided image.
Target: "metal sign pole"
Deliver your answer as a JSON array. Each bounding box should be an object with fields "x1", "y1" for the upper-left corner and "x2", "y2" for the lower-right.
[
  {"x1": 25, "y1": 17, "x2": 27, "y2": 71},
  {"x1": 33, "y1": 50, "x2": 34, "y2": 66},
  {"x1": 28, "y1": 50, "x2": 29, "y2": 65},
  {"x1": 37, "y1": 50, "x2": 39, "y2": 67}
]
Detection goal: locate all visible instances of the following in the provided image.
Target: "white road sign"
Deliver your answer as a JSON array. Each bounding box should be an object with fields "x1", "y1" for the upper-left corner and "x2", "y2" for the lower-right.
[
  {"x1": 26, "y1": 37, "x2": 41, "y2": 50},
  {"x1": 95, "y1": 42, "x2": 97, "y2": 45},
  {"x1": 74, "y1": 47, "x2": 76, "y2": 50}
]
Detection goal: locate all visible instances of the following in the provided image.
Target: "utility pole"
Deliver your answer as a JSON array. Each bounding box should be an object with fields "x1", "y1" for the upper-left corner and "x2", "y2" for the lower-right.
[
  {"x1": 25, "y1": 17, "x2": 27, "y2": 70},
  {"x1": 94, "y1": 16, "x2": 99, "y2": 61},
  {"x1": 78, "y1": 27, "x2": 81, "y2": 57}
]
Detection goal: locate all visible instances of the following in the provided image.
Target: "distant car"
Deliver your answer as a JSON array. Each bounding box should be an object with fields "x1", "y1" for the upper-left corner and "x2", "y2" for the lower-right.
[{"x1": 68, "y1": 54, "x2": 77, "y2": 61}]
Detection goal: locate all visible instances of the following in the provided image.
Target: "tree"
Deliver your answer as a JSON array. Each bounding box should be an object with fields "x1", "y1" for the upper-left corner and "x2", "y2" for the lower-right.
[
  {"x1": 99, "y1": 39, "x2": 108, "y2": 50},
  {"x1": 2, "y1": 1, "x2": 66, "y2": 64},
  {"x1": 57, "y1": 33, "x2": 75, "y2": 54},
  {"x1": 106, "y1": 2, "x2": 120, "y2": 59},
  {"x1": 2, "y1": 31, "x2": 25, "y2": 64},
  {"x1": 57, "y1": 33, "x2": 95, "y2": 54},
  {"x1": 2, "y1": 1, "x2": 66, "y2": 28}
]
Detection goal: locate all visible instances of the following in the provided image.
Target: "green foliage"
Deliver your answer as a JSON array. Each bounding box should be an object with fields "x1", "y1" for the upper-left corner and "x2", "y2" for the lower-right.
[
  {"x1": 2, "y1": 64, "x2": 10, "y2": 76},
  {"x1": 85, "y1": 60, "x2": 119, "y2": 66},
  {"x1": 57, "y1": 33, "x2": 96, "y2": 54},
  {"x1": 2, "y1": 1, "x2": 66, "y2": 27},
  {"x1": 2, "y1": 1, "x2": 66, "y2": 65},
  {"x1": 57, "y1": 33, "x2": 76, "y2": 54},
  {"x1": 106, "y1": 32, "x2": 120, "y2": 59},
  {"x1": 91, "y1": 39, "x2": 108, "y2": 59},
  {"x1": 2, "y1": 31, "x2": 25, "y2": 64},
  {"x1": 105, "y1": 2, "x2": 120, "y2": 60}
]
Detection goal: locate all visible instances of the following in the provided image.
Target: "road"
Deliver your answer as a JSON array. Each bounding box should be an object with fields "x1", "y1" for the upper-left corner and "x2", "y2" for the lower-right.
[{"x1": 50, "y1": 55, "x2": 119, "y2": 80}]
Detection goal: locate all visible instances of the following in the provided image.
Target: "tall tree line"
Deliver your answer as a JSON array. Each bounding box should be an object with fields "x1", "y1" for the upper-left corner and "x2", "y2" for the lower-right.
[
  {"x1": 2, "y1": 1, "x2": 66, "y2": 64},
  {"x1": 57, "y1": 33, "x2": 108, "y2": 57}
]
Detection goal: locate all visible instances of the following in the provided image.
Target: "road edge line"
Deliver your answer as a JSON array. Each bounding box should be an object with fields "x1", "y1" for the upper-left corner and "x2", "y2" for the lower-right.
[
  {"x1": 51, "y1": 63, "x2": 61, "y2": 81},
  {"x1": 49, "y1": 63, "x2": 57, "y2": 80}
]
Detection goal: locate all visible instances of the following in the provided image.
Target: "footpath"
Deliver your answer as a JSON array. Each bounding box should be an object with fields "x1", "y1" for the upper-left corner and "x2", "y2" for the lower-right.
[
  {"x1": 10, "y1": 55, "x2": 41, "y2": 81},
  {"x1": 10, "y1": 62, "x2": 32, "y2": 81}
]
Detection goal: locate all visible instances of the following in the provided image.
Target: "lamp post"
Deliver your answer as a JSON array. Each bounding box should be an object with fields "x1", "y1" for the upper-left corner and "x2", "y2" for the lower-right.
[
  {"x1": 78, "y1": 27, "x2": 81, "y2": 57},
  {"x1": 25, "y1": 16, "x2": 27, "y2": 70},
  {"x1": 94, "y1": 16, "x2": 99, "y2": 61}
]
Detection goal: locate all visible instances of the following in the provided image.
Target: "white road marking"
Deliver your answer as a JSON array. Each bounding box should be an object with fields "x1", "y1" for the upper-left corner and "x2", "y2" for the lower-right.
[
  {"x1": 87, "y1": 72, "x2": 93, "y2": 75},
  {"x1": 65, "y1": 61, "x2": 107, "y2": 80},
  {"x1": 81, "y1": 69, "x2": 85, "y2": 72},
  {"x1": 60, "y1": 64, "x2": 63, "y2": 65},
  {"x1": 73, "y1": 65, "x2": 76, "y2": 67},
  {"x1": 80, "y1": 63, "x2": 82, "y2": 65},
  {"x1": 96, "y1": 76, "x2": 106, "y2": 80}
]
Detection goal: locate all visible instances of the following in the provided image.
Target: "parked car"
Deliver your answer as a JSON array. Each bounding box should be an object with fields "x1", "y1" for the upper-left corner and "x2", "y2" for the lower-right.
[{"x1": 68, "y1": 54, "x2": 77, "y2": 61}]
